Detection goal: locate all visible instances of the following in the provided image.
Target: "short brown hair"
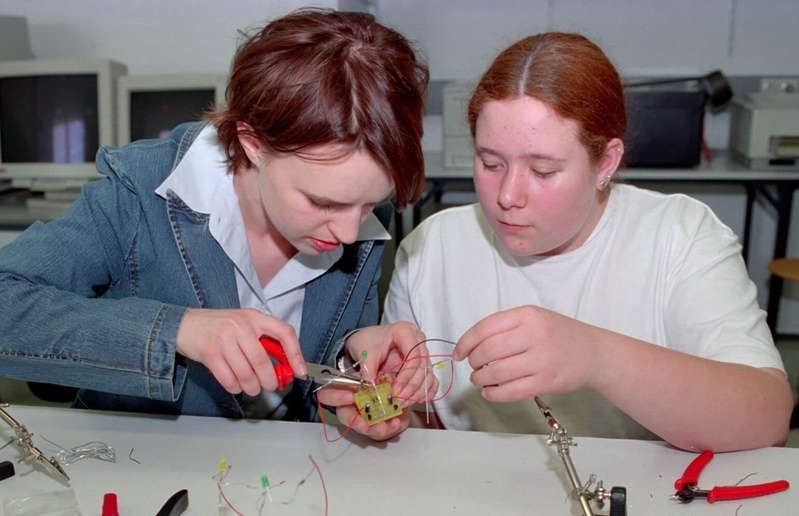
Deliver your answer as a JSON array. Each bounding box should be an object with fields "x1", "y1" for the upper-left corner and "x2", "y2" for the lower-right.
[
  {"x1": 468, "y1": 32, "x2": 625, "y2": 164},
  {"x1": 205, "y1": 8, "x2": 429, "y2": 209}
]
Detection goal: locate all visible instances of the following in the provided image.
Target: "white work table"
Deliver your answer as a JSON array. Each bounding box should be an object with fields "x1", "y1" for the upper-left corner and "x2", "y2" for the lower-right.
[{"x1": 0, "y1": 405, "x2": 795, "y2": 515}]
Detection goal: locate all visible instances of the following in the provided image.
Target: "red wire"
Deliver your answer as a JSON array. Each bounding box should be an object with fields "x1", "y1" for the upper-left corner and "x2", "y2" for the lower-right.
[
  {"x1": 308, "y1": 454, "x2": 328, "y2": 516},
  {"x1": 216, "y1": 482, "x2": 247, "y2": 516},
  {"x1": 319, "y1": 396, "x2": 362, "y2": 443},
  {"x1": 217, "y1": 465, "x2": 321, "y2": 515},
  {"x1": 217, "y1": 349, "x2": 454, "y2": 514},
  {"x1": 317, "y1": 352, "x2": 456, "y2": 442},
  {"x1": 387, "y1": 353, "x2": 456, "y2": 402}
]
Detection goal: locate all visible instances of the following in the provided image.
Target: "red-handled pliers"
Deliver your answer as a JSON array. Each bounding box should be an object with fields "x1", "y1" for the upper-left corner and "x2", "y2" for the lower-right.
[
  {"x1": 673, "y1": 450, "x2": 790, "y2": 503},
  {"x1": 259, "y1": 337, "x2": 364, "y2": 390}
]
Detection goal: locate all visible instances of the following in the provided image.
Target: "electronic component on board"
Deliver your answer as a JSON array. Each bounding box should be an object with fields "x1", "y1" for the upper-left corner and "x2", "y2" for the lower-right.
[{"x1": 354, "y1": 381, "x2": 402, "y2": 425}]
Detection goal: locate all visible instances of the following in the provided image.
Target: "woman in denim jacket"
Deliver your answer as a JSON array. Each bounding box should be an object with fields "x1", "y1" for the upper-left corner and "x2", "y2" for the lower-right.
[{"x1": 0, "y1": 8, "x2": 432, "y2": 440}]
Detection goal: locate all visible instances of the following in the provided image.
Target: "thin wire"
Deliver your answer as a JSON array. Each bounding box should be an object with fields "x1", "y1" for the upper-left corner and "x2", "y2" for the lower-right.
[
  {"x1": 315, "y1": 338, "x2": 457, "y2": 440},
  {"x1": 423, "y1": 366, "x2": 431, "y2": 424},
  {"x1": 128, "y1": 448, "x2": 141, "y2": 464},
  {"x1": 315, "y1": 357, "x2": 454, "y2": 442},
  {"x1": 274, "y1": 463, "x2": 316, "y2": 504},
  {"x1": 393, "y1": 338, "x2": 456, "y2": 377},
  {"x1": 215, "y1": 456, "x2": 326, "y2": 515},
  {"x1": 319, "y1": 397, "x2": 361, "y2": 443},
  {"x1": 308, "y1": 454, "x2": 328, "y2": 516},
  {"x1": 735, "y1": 472, "x2": 757, "y2": 485},
  {"x1": 388, "y1": 353, "x2": 457, "y2": 403},
  {"x1": 216, "y1": 483, "x2": 246, "y2": 516},
  {"x1": 216, "y1": 464, "x2": 271, "y2": 516},
  {"x1": 39, "y1": 435, "x2": 116, "y2": 465}
]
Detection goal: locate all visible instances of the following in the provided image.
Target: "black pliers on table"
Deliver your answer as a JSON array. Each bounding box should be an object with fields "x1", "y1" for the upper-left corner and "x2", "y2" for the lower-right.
[{"x1": 673, "y1": 450, "x2": 789, "y2": 503}]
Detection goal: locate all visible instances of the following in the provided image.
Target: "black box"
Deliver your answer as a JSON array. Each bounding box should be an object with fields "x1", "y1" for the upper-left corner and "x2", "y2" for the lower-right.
[{"x1": 624, "y1": 90, "x2": 706, "y2": 168}]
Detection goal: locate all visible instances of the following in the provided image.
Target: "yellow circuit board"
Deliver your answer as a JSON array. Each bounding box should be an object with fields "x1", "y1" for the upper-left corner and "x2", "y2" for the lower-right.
[{"x1": 353, "y1": 381, "x2": 403, "y2": 425}]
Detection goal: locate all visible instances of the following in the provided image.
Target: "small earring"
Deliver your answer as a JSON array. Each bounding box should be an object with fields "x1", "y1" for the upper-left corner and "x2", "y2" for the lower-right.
[{"x1": 599, "y1": 175, "x2": 612, "y2": 190}]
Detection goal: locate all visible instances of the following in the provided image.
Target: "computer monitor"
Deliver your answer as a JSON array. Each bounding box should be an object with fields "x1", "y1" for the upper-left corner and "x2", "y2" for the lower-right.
[
  {"x1": 117, "y1": 73, "x2": 227, "y2": 145},
  {"x1": 0, "y1": 58, "x2": 127, "y2": 189}
]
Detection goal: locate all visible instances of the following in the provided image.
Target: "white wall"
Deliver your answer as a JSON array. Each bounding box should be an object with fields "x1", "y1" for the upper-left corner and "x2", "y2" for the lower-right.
[
  {"x1": 1, "y1": 0, "x2": 798, "y2": 332},
  {"x1": 0, "y1": 1, "x2": 338, "y2": 75},
  {"x1": 7, "y1": 1, "x2": 792, "y2": 78},
  {"x1": 378, "y1": 0, "x2": 799, "y2": 80}
]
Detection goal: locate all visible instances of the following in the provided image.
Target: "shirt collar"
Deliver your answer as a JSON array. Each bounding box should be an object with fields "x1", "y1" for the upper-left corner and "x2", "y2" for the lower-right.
[
  {"x1": 154, "y1": 126, "x2": 390, "y2": 300},
  {"x1": 154, "y1": 126, "x2": 228, "y2": 212},
  {"x1": 155, "y1": 125, "x2": 391, "y2": 243}
]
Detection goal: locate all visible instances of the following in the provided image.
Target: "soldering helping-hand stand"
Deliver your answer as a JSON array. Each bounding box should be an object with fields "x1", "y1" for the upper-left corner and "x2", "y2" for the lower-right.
[
  {"x1": 0, "y1": 404, "x2": 70, "y2": 482},
  {"x1": 535, "y1": 397, "x2": 626, "y2": 516}
]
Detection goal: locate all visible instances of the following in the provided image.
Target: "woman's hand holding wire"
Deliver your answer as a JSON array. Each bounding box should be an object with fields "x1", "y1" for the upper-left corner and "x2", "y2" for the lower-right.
[
  {"x1": 453, "y1": 305, "x2": 599, "y2": 403},
  {"x1": 316, "y1": 322, "x2": 438, "y2": 441},
  {"x1": 176, "y1": 308, "x2": 307, "y2": 396},
  {"x1": 349, "y1": 322, "x2": 436, "y2": 405}
]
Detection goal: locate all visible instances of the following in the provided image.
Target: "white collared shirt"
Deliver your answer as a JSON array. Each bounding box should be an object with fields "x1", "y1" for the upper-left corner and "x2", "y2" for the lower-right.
[{"x1": 155, "y1": 126, "x2": 390, "y2": 337}]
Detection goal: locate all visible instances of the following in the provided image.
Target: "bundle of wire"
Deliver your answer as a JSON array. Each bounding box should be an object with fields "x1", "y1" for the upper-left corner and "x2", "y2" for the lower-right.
[{"x1": 39, "y1": 436, "x2": 116, "y2": 465}]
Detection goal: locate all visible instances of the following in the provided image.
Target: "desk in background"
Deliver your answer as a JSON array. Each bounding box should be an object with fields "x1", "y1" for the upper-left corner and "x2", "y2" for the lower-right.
[
  {"x1": 0, "y1": 405, "x2": 795, "y2": 515},
  {"x1": 414, "y1": 152, "x2": 799, "y2": 335},
  {"x1": 0, "y1": 190, "x2": 65, "y2": 231}
]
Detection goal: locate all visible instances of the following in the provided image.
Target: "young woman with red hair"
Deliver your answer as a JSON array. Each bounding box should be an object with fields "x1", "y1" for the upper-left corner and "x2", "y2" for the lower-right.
[
  {"x1": 0, "y1": 8, "x2": 432, "y2": 439},
  {"x1": 378, "y1": 32, "x2": 792, "y2": 452}
]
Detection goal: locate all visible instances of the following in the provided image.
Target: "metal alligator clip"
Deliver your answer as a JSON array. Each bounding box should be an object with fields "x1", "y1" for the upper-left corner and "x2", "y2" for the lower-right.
[
  {"x1": 535, "y1": 397, "x2": 626, "y2": 516},
  {"x1": 0, "y1": 404, "x2": 70, "y2": 481}
]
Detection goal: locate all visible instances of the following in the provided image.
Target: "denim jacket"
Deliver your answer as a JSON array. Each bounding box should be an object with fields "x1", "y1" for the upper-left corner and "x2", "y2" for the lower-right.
[{"x1": 0, "y1": 122, "x2": 391, "y2": 419}]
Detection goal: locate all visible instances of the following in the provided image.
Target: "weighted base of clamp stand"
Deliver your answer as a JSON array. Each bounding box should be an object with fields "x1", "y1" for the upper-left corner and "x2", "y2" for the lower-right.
[{"x1": 609, "y1": 486, "x2": 626, "y2": 516}]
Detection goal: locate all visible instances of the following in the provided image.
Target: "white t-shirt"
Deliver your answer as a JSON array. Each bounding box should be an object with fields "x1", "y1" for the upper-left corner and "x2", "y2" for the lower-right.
[{"x1": 383, "y1": 184, "x2": 784, "y2": 439}]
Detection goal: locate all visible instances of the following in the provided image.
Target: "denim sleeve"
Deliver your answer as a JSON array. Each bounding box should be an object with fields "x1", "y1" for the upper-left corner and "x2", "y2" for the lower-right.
[{"x1": 0, "y1": 152, "x2": 188, "y2": 401}]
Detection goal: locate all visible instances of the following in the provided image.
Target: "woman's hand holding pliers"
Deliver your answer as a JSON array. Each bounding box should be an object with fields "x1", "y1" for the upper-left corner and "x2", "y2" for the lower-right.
[{"x1": 176, "y1": 308, "x2": 307, "y2": 396}]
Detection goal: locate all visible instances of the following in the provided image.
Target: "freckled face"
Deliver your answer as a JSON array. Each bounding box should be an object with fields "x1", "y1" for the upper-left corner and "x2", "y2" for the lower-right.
[
  {"x1": 473, "y1": 97, "x2": 606, "y2": 257},
  {"x1": 255, "y1": 147, "x2": 393, "y2": 255}
]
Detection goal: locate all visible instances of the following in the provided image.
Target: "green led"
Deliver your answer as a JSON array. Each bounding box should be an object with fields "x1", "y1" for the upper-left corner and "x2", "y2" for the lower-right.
[
  {"x1": 261, "y1": 475, "x2": 270, "y2": 488},
  {"x1": 360, "y1": 350, "x2": 368, "y2": 359}
]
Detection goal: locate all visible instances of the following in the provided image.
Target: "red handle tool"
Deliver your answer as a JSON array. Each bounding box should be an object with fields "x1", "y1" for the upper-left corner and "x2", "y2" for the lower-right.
[
  {"x1": 260, "y1": 337, "x2": 363, "y2": 389},
  {"x1": 260, "y1": 336, "x2": 294, "y2": 390},
  {"x1": 699, "y1": 481, "x2": 791, "y2": 503},
  {"x1": 674, "y1": 450, "x2": 790, "y2": 503},
  {"x1": 674, "y1": 450, "x2": 714, "y2": 491}
]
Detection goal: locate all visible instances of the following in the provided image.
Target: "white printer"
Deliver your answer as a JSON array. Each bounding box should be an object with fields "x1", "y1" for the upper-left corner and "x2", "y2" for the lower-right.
[{"x1": 729, "y1": 91, "x2": 799, "y2": 169}]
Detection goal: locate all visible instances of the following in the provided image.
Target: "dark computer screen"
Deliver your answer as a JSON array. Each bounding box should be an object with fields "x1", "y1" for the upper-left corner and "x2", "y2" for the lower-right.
[
  {"x1": 0, "y1": 74, "x2": 99, "y2": 163},
  {"x1": 129, "y1": 89, "x2": 215, "y2": 141}
]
